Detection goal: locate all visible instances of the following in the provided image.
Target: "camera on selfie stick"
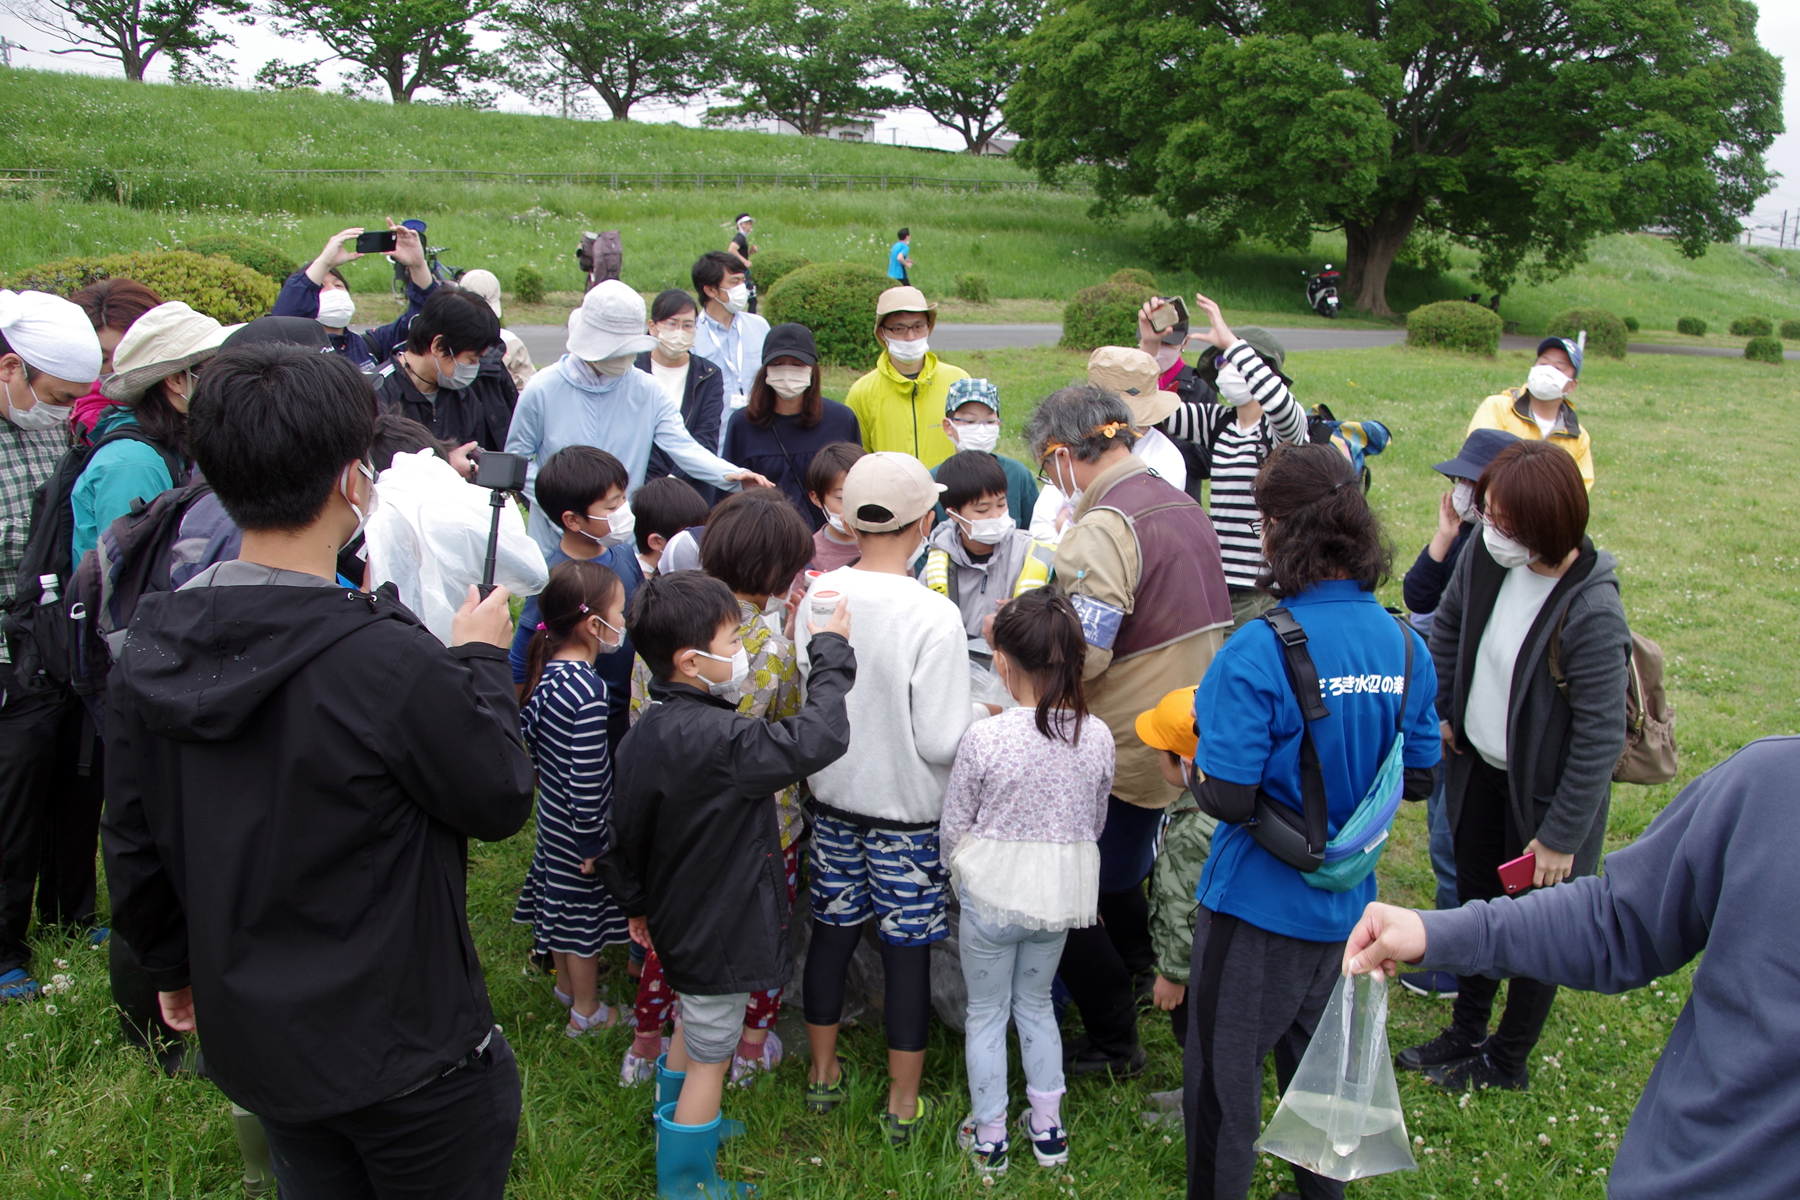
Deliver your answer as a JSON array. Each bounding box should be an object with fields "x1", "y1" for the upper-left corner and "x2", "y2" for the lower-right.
[{"x1": 473, "y1": 451, "x2": 530, "y2": 599}]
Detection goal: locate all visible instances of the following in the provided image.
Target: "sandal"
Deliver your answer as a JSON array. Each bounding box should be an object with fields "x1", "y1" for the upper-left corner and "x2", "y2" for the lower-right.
[
  {"x1": 805, "y1": 1068, "x2": 847, "y2": 1114},
  {"x1": 565, "y1": 1002, "x2": 621, "y2": 1039}
]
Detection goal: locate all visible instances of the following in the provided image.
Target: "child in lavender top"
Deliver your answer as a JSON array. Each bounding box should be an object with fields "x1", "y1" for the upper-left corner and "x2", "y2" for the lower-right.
[{"x1": 941, "y1": 590, "x2": 1113, "y2": 1174}]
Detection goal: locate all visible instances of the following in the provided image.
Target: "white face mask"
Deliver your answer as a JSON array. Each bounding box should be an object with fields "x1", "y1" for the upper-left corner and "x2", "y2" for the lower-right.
[
  {"x1": 316, "y1": 287, "x2": 357, "y2": 328},
  {"x1": 886, "y1": 335, "x2": 929, "y2": 364},
  {"x1": 591, "y1": 355, "x2": 635, "y2": 378},
  {"x1": 1050, "y1": 450, "x2": 1083, "y2": 508},
  {"x1": 595, "y1": 613, "x2": 627, "y2": 654},
  {"x1": 721, "y1": 283, "x2": 750, "y2": 314},
  {"x1": 824, "y1": 510, "x2": 848, "y2": 535},
  {"x1": 1451, "y1": 480, "x2": 1478, "y2": 524},
  {"x1": 580, "y1": 506, "x2": 634, "y2": 551},
  {"x1": 4, "y1": 377, "x2": 71, "y2": 431},
  {"x1": 1525, "y1": 363, "x2": 1571, "y2": 402},
  {"x1": 1483, "y1": 523, "x2": 1535, "y2": 569},
  {"x1": 1155, "y1": 344, "x2": 1182, "y2": 372},
  {"x1": 655, "y1": 326, "x2": 695, "y2": 356},
  {"x1": 764, "y1": 365, "x2": 812, "y2": 400},
  {"x1": 954, "y1": 510, "x2": 1015, "y2": 546},
  {"x1": 1216, "y1": 359, "x2": 1254, "y2": 406},
  {"x1": 342, "y1": 461, "x2": 375, "y2": 542},
  {"x1": 693, "y1": 645, "x2": 750, "y2": 700},
  {"x1": 437, "y1": 355, "x2": 480, "y2": 390},
  {"x1": 954, "y1": 421, "x2": 1000, "y2": 454}
]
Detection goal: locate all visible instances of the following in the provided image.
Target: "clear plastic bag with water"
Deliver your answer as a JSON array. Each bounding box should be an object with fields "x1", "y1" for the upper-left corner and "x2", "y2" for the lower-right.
[{"x1": 1254, "y1": 972, "x2": 1417, "y2": 1182}]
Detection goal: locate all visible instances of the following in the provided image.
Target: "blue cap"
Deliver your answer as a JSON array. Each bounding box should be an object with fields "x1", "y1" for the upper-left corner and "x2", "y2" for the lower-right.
[
  {"x1": 946, "y1": 376, "x2": 1000, "y2": 415},
  {"x1": 1434, "y1": 428, "x2": 1521, "y2": 481},
  {"x1": 1536, "y1": 336, "x2": 1583, "y2": 378}
]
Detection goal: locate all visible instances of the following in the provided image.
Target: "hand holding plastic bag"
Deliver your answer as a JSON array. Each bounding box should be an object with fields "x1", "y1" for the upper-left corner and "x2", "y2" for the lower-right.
[{"x1": 1254, "y1": 972, "x2": 1416, "y2": 1182}]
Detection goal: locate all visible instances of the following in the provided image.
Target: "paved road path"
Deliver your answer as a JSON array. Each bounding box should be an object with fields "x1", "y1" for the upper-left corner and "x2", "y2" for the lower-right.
[{"x1": 505, "y1": 324, "x2": 1798, "y2": 364}]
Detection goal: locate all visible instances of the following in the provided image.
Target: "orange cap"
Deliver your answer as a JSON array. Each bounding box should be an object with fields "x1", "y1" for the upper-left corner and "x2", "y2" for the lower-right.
[{"x1": 1135, "y1": 686, "x2": 1198, "y2": 758}]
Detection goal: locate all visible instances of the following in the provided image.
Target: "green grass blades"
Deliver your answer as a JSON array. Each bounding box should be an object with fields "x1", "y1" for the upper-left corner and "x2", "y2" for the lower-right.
[{"x1": 0, "y1": 334, "x2": 1795, "y2": 1199}]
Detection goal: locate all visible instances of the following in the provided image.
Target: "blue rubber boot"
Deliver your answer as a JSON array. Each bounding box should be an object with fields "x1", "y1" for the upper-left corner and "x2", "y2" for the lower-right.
[
  {"x1": 654, "y1": 1104, "x2": 756, "y2": 1198},
  {"x1": 655, "y1": 1054, "x2": 744, "y2": 1141}
]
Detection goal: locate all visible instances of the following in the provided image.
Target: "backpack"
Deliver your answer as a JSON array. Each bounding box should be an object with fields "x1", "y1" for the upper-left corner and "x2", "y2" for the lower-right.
[
  {"x1": 1306, "y1": 403, "x2": 1391, "y2": 492},
  {"x1": 576, "y1": 230, "x2": 623, "y2": 291},
  {"x1": 1, "y1": 425, "x2": 185, "y2": 696},
  {"x1": 1548, "y1": 612, "x2": 1677, "y2": 786}
]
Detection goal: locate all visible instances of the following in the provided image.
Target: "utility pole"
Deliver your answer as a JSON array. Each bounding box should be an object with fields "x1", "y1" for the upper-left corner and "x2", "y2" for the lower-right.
[
  {"x1": 1782, "y1": 210, "x2": 1789, "y2": 250},
  {"x1": 0, "y1": 36, "x2": 23, "y2": 67}
]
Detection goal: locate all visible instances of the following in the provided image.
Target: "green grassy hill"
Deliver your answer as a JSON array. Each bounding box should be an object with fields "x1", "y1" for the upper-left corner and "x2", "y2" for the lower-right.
[{"x1": 3, "y1": 68, "x2": 1798, "y2": 333}]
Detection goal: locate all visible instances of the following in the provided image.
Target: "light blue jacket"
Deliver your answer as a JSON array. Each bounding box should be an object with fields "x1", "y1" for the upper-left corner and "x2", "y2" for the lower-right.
[
  {"x1": 505, "y1": 355, "x2": 743, "y2": 554},
  {"x1": 72, "y1": 409, "x2": 177, "y2": 563}
]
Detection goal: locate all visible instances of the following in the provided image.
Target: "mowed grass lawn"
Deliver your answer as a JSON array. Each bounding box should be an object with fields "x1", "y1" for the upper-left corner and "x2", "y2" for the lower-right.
[{"x1": 2, "y1": 346, "x2": 1794, "y2": 1198}]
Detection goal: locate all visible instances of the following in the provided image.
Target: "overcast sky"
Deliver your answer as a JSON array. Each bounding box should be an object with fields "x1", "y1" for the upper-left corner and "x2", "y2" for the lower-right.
[{"x1": 2, "y1": 3, "x2": 1796, "y2": 242}]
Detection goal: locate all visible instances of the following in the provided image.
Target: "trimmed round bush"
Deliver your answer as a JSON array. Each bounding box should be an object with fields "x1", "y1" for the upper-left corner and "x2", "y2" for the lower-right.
[
  {"x1": 1780, "y1": 319, "x2": 1800, "y2": 341},
  {"x1": 1108, "y1": 267, "x2": 1158, "y2": 289},
  {"x1": 1729, "y1": 315, "x2": 1773, "y2": 338},
  {"x1": 1623, "y1": 315, "x2": 1640, "y2": 333},
  {"x1": 763, "y1": 261, "x2": 891, "y2": 367},
  {"x1": 751, "y1": 250, "x2": 810, "y2": 295},
  {"x1": 955, "y1": 272, "x2": 992, "y2": 304},
  {"x1": 1404, "y1": 300, "x2": 1503, "y2": 356},
  {"x1": 513, "y1": 266, "x2": 546, "y2": 305},
  {"x1": 3, "y1": 251, "x2": 276, "y2": 323},
  {"x1": 1546, "y1": 307, "x2": 1628, "y2": 360},
  {"x1": 1060, "y1": 281, "x2": 1156, "y2": 352},
  {"x1": 1744, "y1": 336, "x2": 1784, "y2": 365},
  {"x1": 1676, "y1": 316, "x2": 1708, "y2": 337},
  {"x1": 181, "y1": 234, "x2": 299, "y2": 281}
]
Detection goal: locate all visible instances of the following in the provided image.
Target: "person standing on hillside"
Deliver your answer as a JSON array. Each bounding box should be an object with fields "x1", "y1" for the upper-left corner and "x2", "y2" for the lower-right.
[
  {"x1": 888, "y1": 229, "x2": 914, "y2": 286},
  {"x1": 1466, "y1": 336, "x2": 1594, "y2": 489},
  {"x1": 728, "y1": 214, "x2": 758, "y2": 313},
  {"x1": 692, "y1": 252, "x2": 771, "y2": 437},
  {"x1": 844, "y1": 286, "x2": 968, "y2": 468},
  {"x1": 273, "y1": 222, "x2": 438, "y2": 369}
]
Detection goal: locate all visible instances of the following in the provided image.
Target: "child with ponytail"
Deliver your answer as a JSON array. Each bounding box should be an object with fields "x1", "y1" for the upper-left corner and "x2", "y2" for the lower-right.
[
  {"x1": 940, "y1": 588, "x2": 1115, "y2": 1174},
  {"x1": 512, "y1": 558, "x2": 631, "y2": 1037}
]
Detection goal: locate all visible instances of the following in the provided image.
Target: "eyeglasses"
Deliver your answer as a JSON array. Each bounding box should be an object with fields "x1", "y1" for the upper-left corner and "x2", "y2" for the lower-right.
[
  {"x1": 882, "y1": 320, "x2": 930, "y2": 337},
  {"x1": 1036, "y1": 442, "x2": 1069, "y2": 483}
]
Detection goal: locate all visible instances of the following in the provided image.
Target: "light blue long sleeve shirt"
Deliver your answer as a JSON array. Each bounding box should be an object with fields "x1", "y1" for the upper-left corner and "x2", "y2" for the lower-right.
[
  {"x1": 693, "y1": 308, "x2": 769, "y2": 433},
  {"x1": 505, "y1": 355, "x2": 743, "y2": 553}
]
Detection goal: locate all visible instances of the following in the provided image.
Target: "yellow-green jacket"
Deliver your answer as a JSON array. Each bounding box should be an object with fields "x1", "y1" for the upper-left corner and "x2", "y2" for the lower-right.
[{"x1": 844, "y1": 351, "x2": 968, "y2": 467}]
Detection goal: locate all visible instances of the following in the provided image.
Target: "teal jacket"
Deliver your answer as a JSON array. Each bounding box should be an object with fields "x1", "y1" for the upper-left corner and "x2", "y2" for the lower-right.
[{"x1": 71, "y1": 408, "x2": 178, "y2": 564}]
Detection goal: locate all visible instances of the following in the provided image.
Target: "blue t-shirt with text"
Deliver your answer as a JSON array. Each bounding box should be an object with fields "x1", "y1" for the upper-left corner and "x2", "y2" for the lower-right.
[{"x1": 1194, "y1": 580, "x2": 1440, "y2": 942}]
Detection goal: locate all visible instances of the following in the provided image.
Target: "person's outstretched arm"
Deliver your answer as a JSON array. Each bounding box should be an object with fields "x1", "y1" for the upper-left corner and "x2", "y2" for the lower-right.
[{"x1": 732, "y1": 628, "x2": 858, "y2": 796}]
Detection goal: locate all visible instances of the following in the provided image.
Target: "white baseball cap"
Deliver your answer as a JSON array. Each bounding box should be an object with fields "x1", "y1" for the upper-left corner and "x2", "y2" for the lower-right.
[
  {"x1": 840, "y1": 452, "x2": 946, "y2": 532},
  {"x1": 567, "y1": 280, "x2": 657, "y2": 361}
]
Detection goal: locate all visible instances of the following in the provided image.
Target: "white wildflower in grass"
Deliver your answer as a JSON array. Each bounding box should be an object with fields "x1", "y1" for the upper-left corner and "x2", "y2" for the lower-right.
[
  {"x1": 1538, "y1": 1133, "x2": 1552, "y2": 1147},
  {"x1": 43, "y1": 1004, "x2": 57, "y2": 1015}
]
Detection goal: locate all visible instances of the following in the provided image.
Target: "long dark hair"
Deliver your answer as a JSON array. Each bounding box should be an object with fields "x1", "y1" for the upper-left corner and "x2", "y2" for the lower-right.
[
  {"x1": 523, "y1": 559, "x2": 624, "y2": 700},
  {"x1": 745, "y1": 362, "x2": 823, "y2": 429},
  {"x1": 116, "y1": 373, "x2": 191, "y2": 461},
  {"x1": 991, "y1": 588, "x2": 1089, "y2": 745},
  {"x1": 1252, "y1": 443, "x2": 1390, "y2": 596}
]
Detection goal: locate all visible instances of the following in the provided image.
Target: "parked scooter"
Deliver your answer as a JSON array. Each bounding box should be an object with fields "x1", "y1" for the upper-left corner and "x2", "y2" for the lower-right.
[{"x1": 1303, "y1": 265, "x2": 1342, "y2": 318}]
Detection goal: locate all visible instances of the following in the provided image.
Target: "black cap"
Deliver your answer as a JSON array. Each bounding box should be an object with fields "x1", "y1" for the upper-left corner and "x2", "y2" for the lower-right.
[
  {"x1": 762, "y1": 323, "x2": 818, "y2": 366},
  {"x1": 222, "y1": 316, "x2": 334, "y2": 352},
  {"x1": 1433, "y1": 428, "x2": 1521, "y2": 481}
]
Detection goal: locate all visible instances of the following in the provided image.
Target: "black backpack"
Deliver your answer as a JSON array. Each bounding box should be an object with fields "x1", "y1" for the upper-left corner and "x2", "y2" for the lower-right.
[{"x1": 1, "y1": 426, "x2": 186, "y2": 697}]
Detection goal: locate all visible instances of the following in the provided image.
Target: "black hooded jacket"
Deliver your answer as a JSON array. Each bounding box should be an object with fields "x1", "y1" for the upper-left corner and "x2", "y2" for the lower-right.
[
  {"x1": 600, "y1": 633, "x2": 855, "y2": 996},
  {"x1": 100, "y1": 574, "x2": 536, "y2": 1123}
]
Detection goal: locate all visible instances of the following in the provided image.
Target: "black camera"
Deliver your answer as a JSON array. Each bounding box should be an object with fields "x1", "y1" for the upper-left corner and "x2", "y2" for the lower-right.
[{"x1": 473, "y1": 452, "x2": 530, "y2": 596}]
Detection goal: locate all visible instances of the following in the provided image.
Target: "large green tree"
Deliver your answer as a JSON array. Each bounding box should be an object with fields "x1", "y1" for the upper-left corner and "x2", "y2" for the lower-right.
[
  {"x1": 4, "y1": 0, "x2": 248, "y2": 81},
  {"x1": 270, "y1": 0, "x2": 494, "y2": 104},
  {"x1": 1006, "y1": 0, "x2": 1784, "y2": 314},
  {"x1": 866, "y1": 0, "x2": 1040, "y2": 153},
  {"x1": 493, "y1": 0, "x2": 714, "y2": 121},
  {"x1": 704, "y1": 0, "x2": 896, "y2": 136}
]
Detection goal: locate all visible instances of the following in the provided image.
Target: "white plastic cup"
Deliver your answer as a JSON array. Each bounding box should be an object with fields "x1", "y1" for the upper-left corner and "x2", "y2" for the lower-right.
[{"x1": 811, "y1": 589, "x2": 842, "y2": 625}]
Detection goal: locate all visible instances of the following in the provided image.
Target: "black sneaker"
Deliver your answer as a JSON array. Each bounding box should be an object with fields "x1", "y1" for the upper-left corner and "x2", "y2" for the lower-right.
[
  {"x1": 1395, "y1": 1025, "x2": 1488, "y2": 1073},
  {"x1": 1426, "y1": 1051, "x2": 1528, "y2": 1092},
  {"x1": 1064, "y1": 1038, "x2": 1147, "y2": 1080}
]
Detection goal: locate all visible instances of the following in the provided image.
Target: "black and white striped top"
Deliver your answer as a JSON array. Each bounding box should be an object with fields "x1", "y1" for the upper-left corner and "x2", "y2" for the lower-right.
[{"x1": 1157, "y1": 341, "x2": 1305, "y2": 590}]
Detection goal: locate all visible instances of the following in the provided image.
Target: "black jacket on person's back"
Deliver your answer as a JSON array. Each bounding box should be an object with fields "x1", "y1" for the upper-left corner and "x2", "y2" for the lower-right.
[
  {"x1": 599, "y1": 633, "x2": 855, "y2": 996},
  {"x1": 100, "y1": 576, "x2": 536, "y2": 1123},
  {"x1": 373, "y1": 349, "x2": 518, "y2": 452}
]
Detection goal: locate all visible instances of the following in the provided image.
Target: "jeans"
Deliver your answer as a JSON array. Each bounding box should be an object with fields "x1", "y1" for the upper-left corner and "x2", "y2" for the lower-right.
[
  {"x1": 960, "y1": 908, "x2": 1067, "y2": 1128},
  {"x1": 1424, "y1": 772, "x2": 1459, "y2": 912}
]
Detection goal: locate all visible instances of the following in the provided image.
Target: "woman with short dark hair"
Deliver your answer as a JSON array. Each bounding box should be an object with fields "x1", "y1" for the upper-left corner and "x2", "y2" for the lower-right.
[
  {"x1": 720, "y1": 324, "x2": 861, "y2": 531},
  {"x1": 1184, "y1": 442, "x2": 1440, "y2": 1200},
  {"x1": 637, "y1": 289, "x2": 727, "y2": 506},
  {"x1": 1397, "y1": 439, "x2": 1631, "y2": 1092}
]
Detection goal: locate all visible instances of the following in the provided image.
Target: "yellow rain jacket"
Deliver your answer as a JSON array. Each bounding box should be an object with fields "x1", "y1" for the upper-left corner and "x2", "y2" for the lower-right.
[
  {"x1": 844, "y1": 351, "x2": 968, "y2": 467},
  {"x1": 1467, "y1": 388, "x2": 1595, "y2": 490}
]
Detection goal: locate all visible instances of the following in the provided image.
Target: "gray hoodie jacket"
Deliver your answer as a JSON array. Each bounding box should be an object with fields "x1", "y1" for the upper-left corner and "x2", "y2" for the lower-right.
[{"x1": 917, "y1": 520, "x2": 1052, "y2": 654}]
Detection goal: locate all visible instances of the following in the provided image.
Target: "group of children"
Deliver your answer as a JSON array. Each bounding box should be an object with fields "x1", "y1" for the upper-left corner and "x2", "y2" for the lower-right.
[{"x1": 505, "y1": 383, "x2": 1217, "y2": 1194}]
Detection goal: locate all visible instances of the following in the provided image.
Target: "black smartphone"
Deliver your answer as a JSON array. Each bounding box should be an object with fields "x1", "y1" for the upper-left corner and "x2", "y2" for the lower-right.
[{"x1": 354, "y1": 230, "x2": 398, "y2": 254}]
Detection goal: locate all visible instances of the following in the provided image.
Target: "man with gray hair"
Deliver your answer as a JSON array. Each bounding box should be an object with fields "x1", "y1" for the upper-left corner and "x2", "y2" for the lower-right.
[{"x1": 1027, "y1": 384, "x2": 1231, "y2": 1077}]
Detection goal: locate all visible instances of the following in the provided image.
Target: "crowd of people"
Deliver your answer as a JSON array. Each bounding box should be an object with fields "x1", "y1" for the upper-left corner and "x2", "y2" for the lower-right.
[{"x1": 0, "y1": 241, "x2": 1767, "y2": 1200}]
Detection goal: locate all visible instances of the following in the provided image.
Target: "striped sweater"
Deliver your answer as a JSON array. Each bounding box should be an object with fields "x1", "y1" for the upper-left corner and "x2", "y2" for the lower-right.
[{"x1": 1156, "y1": 340, "x2": 1305, "y2": 589}]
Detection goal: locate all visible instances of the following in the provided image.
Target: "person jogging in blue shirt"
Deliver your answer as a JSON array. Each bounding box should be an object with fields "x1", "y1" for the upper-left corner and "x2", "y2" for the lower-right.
[
  {"x1": 888, "y1": 229, "x2": 913, "y2": 285},
  {"x1": 1182, "y1": 443, "x2": 1440, "y2": 1200}
]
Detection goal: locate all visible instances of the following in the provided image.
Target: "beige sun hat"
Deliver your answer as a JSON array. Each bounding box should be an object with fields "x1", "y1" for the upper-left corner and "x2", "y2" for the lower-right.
[
  {"x1": 101, "y1": 302, "x2": 240, "y2": 403},
  {"x1": 460, "y1": 269, "x2": 503, "y2": 320},
  {"x1": 872, "y1": 285, "x2": 938, "y2": 341},
  {"x1": 840, "y1": 451, "x2": 946, "y2": 532},
  {"x1": 1088, "y1": 345, "x2": 1181, "y2": 427}
]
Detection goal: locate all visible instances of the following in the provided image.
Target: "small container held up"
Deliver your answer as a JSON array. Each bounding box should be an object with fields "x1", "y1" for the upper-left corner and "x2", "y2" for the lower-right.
[{"x1": 1254, "y1": 972, "x2": 1416, "y2": 1182}]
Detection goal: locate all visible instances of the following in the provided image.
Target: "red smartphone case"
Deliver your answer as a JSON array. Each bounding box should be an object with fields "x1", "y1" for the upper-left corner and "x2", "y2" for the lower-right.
[{"x1": 1497, "y1": 852, "x2": 1537, "y2": 895}]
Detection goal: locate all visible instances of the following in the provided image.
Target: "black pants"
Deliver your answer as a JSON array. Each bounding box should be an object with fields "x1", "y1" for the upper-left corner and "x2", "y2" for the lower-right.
[
  {"x1": 261, "y1": 1032, "x2": 521, "y2": 1200},
  {"x1": 0, "y1": 666, "x2": 104, "y2": 975},
  {"x1": 1057, "y1": 796, "x2": 1161, "y2": 1057},
  {"x1": 1451, "y1": 755, "x2": 1558, "y2": 1075},
  {"x1": 1183, "y1": 908, "x2": 1343, "y2": 1200}
]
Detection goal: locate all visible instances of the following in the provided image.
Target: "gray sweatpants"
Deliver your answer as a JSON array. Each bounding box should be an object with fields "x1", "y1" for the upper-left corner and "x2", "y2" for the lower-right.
[{"x1": 1183, "y1": 906, "x2": 1344, "y2": 1200}]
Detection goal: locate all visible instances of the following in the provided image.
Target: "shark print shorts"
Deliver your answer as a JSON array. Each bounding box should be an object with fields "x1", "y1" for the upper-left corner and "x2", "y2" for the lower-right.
[{"x1": 808, "y1": 813, "x2": 948, "y2": 946}]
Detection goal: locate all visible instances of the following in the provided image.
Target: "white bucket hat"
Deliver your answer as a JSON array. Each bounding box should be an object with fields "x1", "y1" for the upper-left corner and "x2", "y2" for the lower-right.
[
  {"x1": 459, "y1": 269, "x2": 503, "y2": 320},
  {"x1": 101, "y1": 302, "x2": 240, "y2": 403},
  {"x1": 567, "y1": 280, "x2": 657, "y2": 361}
]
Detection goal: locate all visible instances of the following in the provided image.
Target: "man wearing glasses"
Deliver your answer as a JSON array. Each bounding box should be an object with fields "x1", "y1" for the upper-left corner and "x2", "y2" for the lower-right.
[{"x1": 843, "y1": 287, "x2": 969, "y2": 467}]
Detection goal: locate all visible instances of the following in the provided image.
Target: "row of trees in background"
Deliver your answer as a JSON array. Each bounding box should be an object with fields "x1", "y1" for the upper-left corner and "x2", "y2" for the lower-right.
[{"x1": 1, "y1": 0, "x2": 1781, "y2": 316}]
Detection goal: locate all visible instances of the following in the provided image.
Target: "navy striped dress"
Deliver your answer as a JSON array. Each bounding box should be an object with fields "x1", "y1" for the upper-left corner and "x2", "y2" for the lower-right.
[{"x1": 512, "y1": 660, "x2": 629, "y2": 957}]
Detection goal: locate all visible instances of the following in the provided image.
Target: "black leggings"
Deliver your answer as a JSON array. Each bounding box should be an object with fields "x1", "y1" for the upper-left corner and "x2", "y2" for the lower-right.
[{"x1": 802, "y1": 921, "x2": 933, "y2": 1053}]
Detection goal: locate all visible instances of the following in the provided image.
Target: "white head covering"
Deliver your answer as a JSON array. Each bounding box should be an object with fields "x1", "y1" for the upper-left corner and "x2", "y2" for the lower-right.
[
  {"x1": 100, "y1": 302, "x2": 239, "y2": 402},
  {"x1": 459, "y1": 269, "x2": 503, "y2": 320},
  {"x1": 0, "y1": 289, "x2": 103, "y2": 383},
  {"x1": 566, "y1": 280, "x2": 657, "y2": 361}
]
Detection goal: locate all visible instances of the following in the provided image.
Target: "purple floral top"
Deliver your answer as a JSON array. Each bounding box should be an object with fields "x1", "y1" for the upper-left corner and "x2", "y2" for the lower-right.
[{"x1": 940, "y1": 707, "x2": 1115, "y2": 863}]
